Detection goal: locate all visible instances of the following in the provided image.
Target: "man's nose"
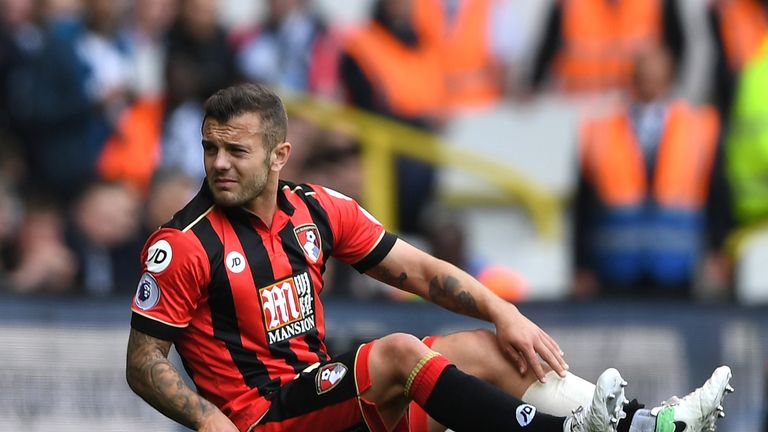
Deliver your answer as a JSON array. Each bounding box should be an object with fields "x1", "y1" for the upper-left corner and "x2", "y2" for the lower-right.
[{"x1": 212, "y1": 151, "x2": 231, "y2": 170}]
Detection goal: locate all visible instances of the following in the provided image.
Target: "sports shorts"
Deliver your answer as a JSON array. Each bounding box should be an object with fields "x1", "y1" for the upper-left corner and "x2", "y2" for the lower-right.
[{"x1": 251, "y1": 340, "x2": 410, "y2": 432}]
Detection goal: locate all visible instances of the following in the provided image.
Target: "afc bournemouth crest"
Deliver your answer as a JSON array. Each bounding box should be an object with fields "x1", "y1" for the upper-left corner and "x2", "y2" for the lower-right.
[
  {"x1": 294, "y1": 224, "x2": 321, "y2": 263},
  {"x1": 315, "y1": 362, "x2": 348, "y2": 394}
]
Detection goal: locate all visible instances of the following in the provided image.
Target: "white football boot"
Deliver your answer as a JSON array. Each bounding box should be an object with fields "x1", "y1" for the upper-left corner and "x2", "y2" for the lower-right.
[
  {"x1": 651, "y1": 365, "x2": 734, "y2": 432},
  {"x1": 564, "y1": 368, "x2": 628, "y2": 432}
]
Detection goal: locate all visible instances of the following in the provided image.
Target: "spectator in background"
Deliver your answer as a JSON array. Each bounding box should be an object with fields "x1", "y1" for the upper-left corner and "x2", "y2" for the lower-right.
[
  {"x1": 99, "y1": 0, "x2": 176, "y2": 193},
  {"x1": 0, "y1": 131, "x2": 27, "y2": 187},
  {"x1": 412, "y1": 0, "x2": 523, "y2": 112},
  {"x1": 0, "y1": 178, "x2": 22, "y2": 290},
  {"x1": 280, "y1": 113, "x2": 325, "y2": 182},
  {"x1": 67, "y1": 180, "x2": 142, "y2": 296},
  {"x1": 76, "y1": 0, "x2": 131, "y2": 125},
  {"x1": 233, "y1": 0, "x2": 340, "y2": 98},
  {"x1": 119, "y1": 0, "x2": 178, "y2": 100},
  {"x1": 530, "y1": 0, "x2": 685, "y2": 96},
  {"x1": 2, "y1": 0, "x2": 102, "y2": 202},
  {"x1": 301, "y1": 128, "x2": 364, "y2": 199},
  {"x1": 161, "y1": 0, "x2": 237, "y2": 181},
  {"x1": 0, "y1": 0, "x2": 35, "y2": 133},
  {"x1": 725, "y1": 37, "x2": 768, "y2": 228},
  {"x1": 573, "y1": 47, "x2": 727, "y2": 299},
  {"x1": 0, "y1": 132, "x2": 25, "y2": 289},
  {"x1": 340, "y1": 0, "x2": 443, "y2": 235},
  {"x1": 141, "y1": 168, "x2": 197, "y2": 237},
  {"x1": 707, "y1": 0, "x2": 767, "y2": 122},
  {"x1": 5, "y1": 196, "x2": 77, "y2": 294}
]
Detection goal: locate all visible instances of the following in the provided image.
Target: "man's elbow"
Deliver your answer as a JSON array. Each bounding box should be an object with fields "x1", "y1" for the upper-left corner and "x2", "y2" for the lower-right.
[{"x1": 125, "y1": 359, "x2": 145, "y2": 395}]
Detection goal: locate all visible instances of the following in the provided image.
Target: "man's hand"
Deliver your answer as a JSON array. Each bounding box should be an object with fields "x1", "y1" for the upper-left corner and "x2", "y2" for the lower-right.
[
  {"x1": 198, "y1": 411, "x2": 239, "y2": 432},
  {"x1": 492, "y1": 304, "x2": 568, "y2": 382}
]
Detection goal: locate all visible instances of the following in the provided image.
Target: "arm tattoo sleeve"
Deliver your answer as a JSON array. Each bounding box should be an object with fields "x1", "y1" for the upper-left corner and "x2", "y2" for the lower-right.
[
  {"x1": 126, "y1": 329, "x2": 217, "y2": 429},
  {"x1": 368, "y1": 265, "x2": 408, "y2": 289},
  {"x1": 428, "y1": 275, "x2": 482, "y2": 318}
]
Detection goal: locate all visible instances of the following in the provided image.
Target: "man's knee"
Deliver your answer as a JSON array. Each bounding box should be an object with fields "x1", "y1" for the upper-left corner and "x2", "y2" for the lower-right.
[
  {"x1": 376, "y1": 333, "x2": 431, "y2": 360},
  {"x1": 373, "y1": 333, "x2": 432, "y2": 378}
]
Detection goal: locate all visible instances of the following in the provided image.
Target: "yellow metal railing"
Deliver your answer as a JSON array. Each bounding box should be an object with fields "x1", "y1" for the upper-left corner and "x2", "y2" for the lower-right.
[{"x1": 282, "y1": 94, "x2": 563, "y2": 238}]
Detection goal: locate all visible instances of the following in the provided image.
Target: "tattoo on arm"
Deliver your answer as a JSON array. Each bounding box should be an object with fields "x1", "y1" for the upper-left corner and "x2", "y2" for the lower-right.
[
  {"x1": 126, "y1": 329, "x2": 217, "y2": 429},
  {"x1": 368, "y1": 265, "x2": 408, "y2": 289},
  {"x1": 428, "y1": 275, "x2": 481, "y2": 318}
]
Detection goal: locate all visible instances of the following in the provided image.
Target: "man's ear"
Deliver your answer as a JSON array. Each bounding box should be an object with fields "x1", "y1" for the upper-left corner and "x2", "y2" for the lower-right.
[{"x1": 272, "y1": 141, "x2": 292, "y2": 171}]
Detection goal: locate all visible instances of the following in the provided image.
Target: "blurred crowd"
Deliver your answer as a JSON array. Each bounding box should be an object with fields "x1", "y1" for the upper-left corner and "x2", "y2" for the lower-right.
[{"x1": 0, "y1": 0, "x2": 767, "y2": 303}]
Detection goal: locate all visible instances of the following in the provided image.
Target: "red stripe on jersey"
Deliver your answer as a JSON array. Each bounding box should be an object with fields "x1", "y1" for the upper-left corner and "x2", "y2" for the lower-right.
[{"x1": 209, "y1": 209, "x2": 297, "y2": 382}]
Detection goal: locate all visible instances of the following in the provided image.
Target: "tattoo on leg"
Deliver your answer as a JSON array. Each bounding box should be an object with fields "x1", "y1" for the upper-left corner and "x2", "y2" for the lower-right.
[{"x1": 429, "y1": 275, "x2": 480, "y2": 318}]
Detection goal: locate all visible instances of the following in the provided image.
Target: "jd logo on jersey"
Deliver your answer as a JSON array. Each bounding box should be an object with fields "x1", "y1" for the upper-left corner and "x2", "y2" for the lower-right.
[
  {"x1": 316, "y1": 362, "x2": 348, "y2": 394},
  {"x1": 294, "y1": 224, "x2": 321, "y2": 263},
  {"x1": 146, "y1": 240, "x2": 172, "y2": 273}
]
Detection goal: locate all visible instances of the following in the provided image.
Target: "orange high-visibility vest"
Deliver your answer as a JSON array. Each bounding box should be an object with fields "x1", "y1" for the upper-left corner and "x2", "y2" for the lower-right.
[
  {"x1": 344, "y1": 23, "x2": 445, "y2": 118},
  {"x1": 555, "y1": 0, "x2": 662, "y2": 93},
  {"x1": 717, "y1": 0, "x2": 768, "y2": 71},
  {"x1": 97, "y1": 97, "x2": 164, "y2": 193},
  {"x1": 413, "y1": 0, "x2": 501, "y2": 110},
  {"x1": 580, "y1": 101, "x2": 720, "y2": 209}
]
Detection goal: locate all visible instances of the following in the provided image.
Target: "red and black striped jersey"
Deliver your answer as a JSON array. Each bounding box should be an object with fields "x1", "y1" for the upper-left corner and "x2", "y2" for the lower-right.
[{"x1": 130, "y1": 180, "x2": 396, "y2": 430}]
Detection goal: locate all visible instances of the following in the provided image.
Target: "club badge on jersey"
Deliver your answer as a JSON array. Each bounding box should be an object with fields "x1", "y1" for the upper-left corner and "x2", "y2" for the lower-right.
[
  {"x1": 294, "y1": 224, "x2": 321, "y2": 263},
  {"x1": 316, "y1": 362, "x2": 348, "y2": 394}
]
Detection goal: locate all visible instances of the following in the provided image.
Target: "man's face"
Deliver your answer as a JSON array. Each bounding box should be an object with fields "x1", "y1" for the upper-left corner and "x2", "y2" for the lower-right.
[
  {"x1": 632, "y1": 48, "x2": 672, "y2": 103},
  {"x1": 202, "y1": 113, "x2": 272, "y2": 208}
]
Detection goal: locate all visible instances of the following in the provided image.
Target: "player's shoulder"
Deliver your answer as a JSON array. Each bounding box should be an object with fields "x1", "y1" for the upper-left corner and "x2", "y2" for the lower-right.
[
  {"x1": 141, "y1": 225, "x2": 207, "y2": 274},
  {"x1": 300, "y1": 182, "x2": 356, "y2": 203},
  {"x1": 279, "y1": 180, "x2": 344, "y2": 207},
  {"x1": 162, "y1": 181, "x2": 215, "y2": 231},
  {"x1": 142, "y1": 182, "x2": 214, "y2": 259}
]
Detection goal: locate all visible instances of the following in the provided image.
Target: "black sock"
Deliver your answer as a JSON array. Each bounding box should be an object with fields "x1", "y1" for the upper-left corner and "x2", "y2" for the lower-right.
[
  {"x1": 617, "y1": 399, "x2": 645, "y2": 432},
  {"x1": 422, "y1": 365, "x2": 567, "y2": 431}
]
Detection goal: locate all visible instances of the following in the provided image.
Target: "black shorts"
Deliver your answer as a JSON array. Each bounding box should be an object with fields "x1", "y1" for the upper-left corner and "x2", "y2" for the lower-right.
[{"x1": 252, "y1": 341, "x2": 410, "y2": 432}]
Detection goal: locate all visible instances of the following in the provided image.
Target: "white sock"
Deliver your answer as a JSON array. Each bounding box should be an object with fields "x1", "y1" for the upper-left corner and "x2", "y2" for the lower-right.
[{"x1": 521, "y1": 371, "x2": 596, "y2": 417}]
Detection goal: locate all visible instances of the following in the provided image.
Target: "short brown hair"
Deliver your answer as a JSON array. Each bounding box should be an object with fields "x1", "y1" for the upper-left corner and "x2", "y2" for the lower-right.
[{"x1": 203, "y1": 83, "x2": 288, "y2": 151}]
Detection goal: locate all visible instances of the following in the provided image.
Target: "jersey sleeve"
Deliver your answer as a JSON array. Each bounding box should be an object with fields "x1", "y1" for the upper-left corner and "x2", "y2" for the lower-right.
[
  {"x1": 130, "y1": 228, "x2": 209, "y2": 340},
  {"x1": 311, "y1": 185, "x2": 397, "y2": 272}
]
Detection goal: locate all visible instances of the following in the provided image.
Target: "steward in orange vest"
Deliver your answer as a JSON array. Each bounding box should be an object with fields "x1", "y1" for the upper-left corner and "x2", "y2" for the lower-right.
[
  {"x1": 574, "y1": 48, "x2": 727, "y2": 297},
  {"x1": 413, "y1": 0, "x2": 503, "y2": 111},
  {"x1": 532, "y1": 0, "x2": 685, "y2": 94},
  {"x1": 341, "y1": 2, "x2": 444, "y2": 126},
  {"x1": 340, "y1": 0, "x2": 445, "y2": 234},
  {"x1": 576, "y1": 101, "x2": 721, "y2": 295},
  {"x1": 708, "y1": 0, "x2": 768, "y2": 117},
  {"x1": 97, "y1": 96, "x2": 164, "y2": 193}
]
